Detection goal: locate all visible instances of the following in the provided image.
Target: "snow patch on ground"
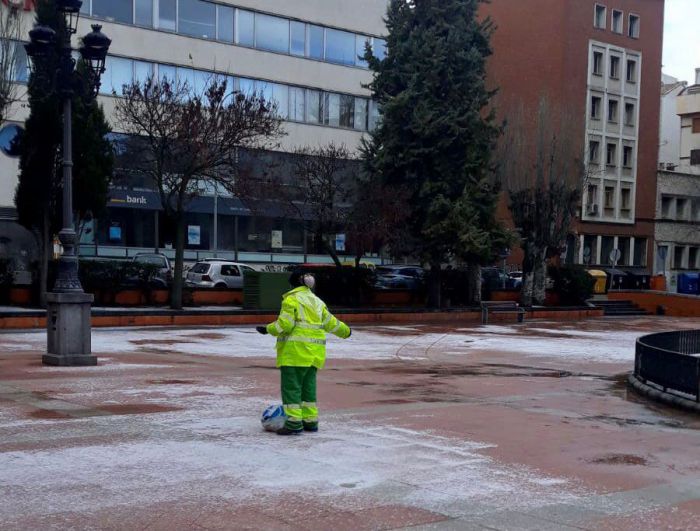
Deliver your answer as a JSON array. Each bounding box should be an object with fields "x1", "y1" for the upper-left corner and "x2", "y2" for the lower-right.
[
  {"x1": 0, "y1": 409, "x2": 589, "y2": 521},
  {"x1": 1, "y1": 321, "x2": 647, "y2": 363}
]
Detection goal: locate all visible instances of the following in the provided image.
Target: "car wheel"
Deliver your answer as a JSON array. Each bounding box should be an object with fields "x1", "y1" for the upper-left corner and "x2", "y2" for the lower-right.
[{"x1": 215, "y1": 283, "x2": 227, "y2": 289}]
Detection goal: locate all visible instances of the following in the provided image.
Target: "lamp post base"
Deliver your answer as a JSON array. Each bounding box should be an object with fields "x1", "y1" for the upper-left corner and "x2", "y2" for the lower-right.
[{"x1": 45, "y1": 292, "x2": 96, "y2": 366}]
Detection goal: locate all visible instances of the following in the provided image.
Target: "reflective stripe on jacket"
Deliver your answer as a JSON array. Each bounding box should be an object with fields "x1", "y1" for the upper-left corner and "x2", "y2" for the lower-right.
[{"x1": 266, "y1": 286, "x2": 351, "y2": 369}]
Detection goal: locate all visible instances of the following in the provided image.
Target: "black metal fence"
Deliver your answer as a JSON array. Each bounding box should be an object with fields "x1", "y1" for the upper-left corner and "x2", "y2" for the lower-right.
[{"x1": 635, "y1": 330, "x2": 700, "y2": 402}]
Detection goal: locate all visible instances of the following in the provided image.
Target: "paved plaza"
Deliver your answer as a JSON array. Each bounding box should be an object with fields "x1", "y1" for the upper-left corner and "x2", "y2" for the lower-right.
[{"x1": 1, "y1": 317, "x2": 700, "y2": 530}]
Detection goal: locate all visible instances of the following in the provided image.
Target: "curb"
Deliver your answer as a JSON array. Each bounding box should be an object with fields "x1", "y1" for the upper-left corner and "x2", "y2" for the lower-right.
[{"x1": 627, "y1": 374, "x2": 700, "y2": 414}]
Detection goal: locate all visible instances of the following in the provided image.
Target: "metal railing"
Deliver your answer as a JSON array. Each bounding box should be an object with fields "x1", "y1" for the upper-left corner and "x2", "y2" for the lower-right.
[{"x1": 635, "y1": 330, "x2": 700, "y2": 402}]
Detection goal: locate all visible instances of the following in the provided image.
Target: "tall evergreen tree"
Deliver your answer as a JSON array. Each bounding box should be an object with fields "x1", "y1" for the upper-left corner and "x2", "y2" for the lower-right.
[
  {"x1": 363, "y1": 0, "x2": 510, "y2": 306},
  {"x1": 15, "y1": 0, "x2": 112, "y2": 306}
]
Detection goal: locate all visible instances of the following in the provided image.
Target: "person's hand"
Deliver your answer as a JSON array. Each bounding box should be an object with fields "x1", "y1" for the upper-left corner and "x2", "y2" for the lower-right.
[{"x1": 256, "y1": 326, "x2": 268, "y2": 335}]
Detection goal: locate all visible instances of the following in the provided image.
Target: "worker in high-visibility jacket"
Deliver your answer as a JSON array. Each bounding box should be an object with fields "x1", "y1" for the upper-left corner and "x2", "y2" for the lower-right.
[{"x1": 256, "y1": 271, "x2": 351, "y2": 435}]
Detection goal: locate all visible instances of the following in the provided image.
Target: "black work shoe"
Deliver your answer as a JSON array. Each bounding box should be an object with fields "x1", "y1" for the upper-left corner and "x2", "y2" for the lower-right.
[
  {"x1": 303, "y1": 424, "x2": 319, "y2": 432},
  {"x1": 276, "y1": 426, "x2": 303, "y2": 436}
]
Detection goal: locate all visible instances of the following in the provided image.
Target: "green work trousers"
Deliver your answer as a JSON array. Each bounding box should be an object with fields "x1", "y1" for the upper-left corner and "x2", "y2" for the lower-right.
[{"x1": 280, "y1": 366, "x2": 318, "y2": 431}]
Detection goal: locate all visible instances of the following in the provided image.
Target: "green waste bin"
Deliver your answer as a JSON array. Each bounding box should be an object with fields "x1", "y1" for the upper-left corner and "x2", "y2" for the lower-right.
[{"x1": 243, "y1": 271, "x2": 291, "y2": 310}]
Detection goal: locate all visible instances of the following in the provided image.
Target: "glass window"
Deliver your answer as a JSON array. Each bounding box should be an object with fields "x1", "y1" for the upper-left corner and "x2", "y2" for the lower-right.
[
  {"x1": 255, "y1": 80, "x2": 273, "y2": 104},
  {"x1": 217, "y1": 5, "x2": 234, "y2": 43},
  {"x1": 179, "y1": 0, "x2": 216, "y2": 39},
  {"x1": 13, "y1": 43, "x2": 28, "y2": 83},
  {"x1": 325, "y1": 28, "x2": 356, "y2": 65},
  {"x1": 306, "y1": 89, "x2": 322, "y2": 123},
  {"x1": 307, "y1": 25, "x2": 324, "y2": 59},
  {"x1": 289, "y1": 87, "x2": 305, "y2": 121},
  {"x1": 673, "y1": 246, "x2": 685, "y2": 269},
  {"x1": 104, "y1": 56, "x2": 133, "y2": 95},
  {"x1": 272, "y1": 83, "x2": 289, "y2": 119},
  {"x1": 255, "y1": 13, "x2": 289, "y2": 53},
  {"x1": 177, "y1": 67, "x2": 196, "y2": 95},
  {"x1": 236, "y1": 9, "x2": 255, "y2": 47},
  {"x1": 80, "y1": 0, "x2": 90, "y2": 14},
  {"x1": 355, "y1": 35, "x2": 369, "y2": 67},
  {"x1": 610, "y1": 56, "x2": 620, "y2": 78},
  {"x1": 629, "y1": 14, "x2": 640, "y2": 38},
  {"x1": 158, "y1": 0, "x2": 176, "y2": 31},
  {"x1": 158, "y1": 63, "x2": 177, "y2": 83},
  {"x1": 373, "y1": 38, "x2": 387, "y2": 60},
  {"x1": 133, "y1": 60, "x2": 153, "y2": 85},
  {"x1": 92, "y1": 0, "x2": 132, "y2": 24},
  {"x1": 618, "y1": 237, "x2": 630, "y2": 265},
  {"x1": 354, "y1": 98, "x2": 368, "y2": 130},
  {"x1": 583, "y1": 235, "x2": 598, "y2": 265},
  {"x1": 593, "y1": 51, "x2": 603, "y2": 75},
  {"x1": 339, "y1": 94, "x2": 354, "y2": 128},
  {"x1": 601, "y1": 236, "x2": 614, "y2": 264},
  {"x1": 193, "y1": 69, "x2": 209, "y2": 96},
  {"x1": 290, "y1": 21, "x2": 305, "y2": 56},
  {"x1": 135, "y1": 0, "x2": 153, "y2": 27},
  {"x1": 368, "y1": 100, "x2": 380, "y2": 130},
  {"x1": 324, "y1": 93, "x2": 340, "y2": 126},
  {"x1": 237, "y1": 77, "x2": 255, "y2": 96},
  {"x1": 594, "y1": 4, "x2": 606, "y2": 28}
]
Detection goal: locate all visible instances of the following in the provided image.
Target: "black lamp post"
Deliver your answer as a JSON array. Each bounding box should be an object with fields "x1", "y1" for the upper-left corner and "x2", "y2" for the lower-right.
[{"x1": 25, "y1": 1, "x2": 111, "y2": 366}]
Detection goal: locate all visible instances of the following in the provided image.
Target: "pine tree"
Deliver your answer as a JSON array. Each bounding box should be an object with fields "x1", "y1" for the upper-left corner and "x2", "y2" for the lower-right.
[
  {"x1": 363, "y1": 0, "x2": 510, "y2": 306},
  {"x1": 15, "y1": 0, "x2": 112, "y2": 306}
]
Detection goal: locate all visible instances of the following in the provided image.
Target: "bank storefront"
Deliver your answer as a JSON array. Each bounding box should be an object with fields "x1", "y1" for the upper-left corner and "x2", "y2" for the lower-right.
[{"x1": 78, "y1": 188, "x2": 378, "y2": 266}]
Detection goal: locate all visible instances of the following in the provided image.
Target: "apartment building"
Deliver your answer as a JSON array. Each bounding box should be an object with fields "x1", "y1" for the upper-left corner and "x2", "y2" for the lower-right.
[
  {"x1": 483, "y1": 0, "x2": 664, "y2": 271},
  {"x1": 0, "y1": 0, "x2": 388, "y2": 265},
  {"x1": 654, "y1": 69, "x2": 700, "y2": 288}
]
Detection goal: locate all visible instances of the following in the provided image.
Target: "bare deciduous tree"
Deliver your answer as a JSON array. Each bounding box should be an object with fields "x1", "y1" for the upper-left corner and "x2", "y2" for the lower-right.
[
  {"x1": 497, "y1": 99, "x2": 592, "y2": 306},
  {"x1": 114, "y1": 76, "x2": 284, "y2": 309},
  {"x1": 0, "y1": 4, "x2": 24, "y2": 123}
]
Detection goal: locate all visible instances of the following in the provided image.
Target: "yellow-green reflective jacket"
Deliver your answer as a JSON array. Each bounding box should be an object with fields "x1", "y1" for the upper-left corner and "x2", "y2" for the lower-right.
[{"x1": 266, "y1": 286, "x2": 351, "y2": 369}]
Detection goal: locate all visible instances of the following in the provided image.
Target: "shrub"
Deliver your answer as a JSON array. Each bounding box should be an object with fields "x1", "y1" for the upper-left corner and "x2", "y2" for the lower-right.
[
  {"x1": 78, "y1": 259, "x2": 161, "y2": 292},
  {"x1": 288, "y1": 265, "x2": 376, "y2": 307},
  {"x1": 548, "y1": 265, "x2": 595, "y2": 305}
]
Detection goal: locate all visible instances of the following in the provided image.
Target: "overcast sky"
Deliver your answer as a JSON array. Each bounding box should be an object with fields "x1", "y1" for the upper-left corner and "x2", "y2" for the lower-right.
[{"x1": 663, "y1": 0, "x2": 700, "y2": 82}]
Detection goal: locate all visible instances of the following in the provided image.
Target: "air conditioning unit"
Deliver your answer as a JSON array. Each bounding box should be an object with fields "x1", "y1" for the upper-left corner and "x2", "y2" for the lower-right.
[{"x1": 586, "y1": 204, "x2": 599, "y2": 216}]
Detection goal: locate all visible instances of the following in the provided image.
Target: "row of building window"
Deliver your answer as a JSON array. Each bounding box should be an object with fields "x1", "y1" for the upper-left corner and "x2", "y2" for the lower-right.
[
  {"x1": 590, "y1": 95, "x2": 636, "y2": 126},
  {"x1": 660, "y1": 244, "x2": 700, "y2": 271},
  {"x1": 586, "y1": 183, "x2": 632, "y2": 219},
  {"x1": 81, "y1": 0, "x2": 387, "y2": 68},
  {"x1": 660, "y1": 195, "x2": 700, "y2": 222},
  {"x1": 102, "y1": 56, "x2": 380, "y2": 131},
  {"x1": 594, "y1": 4, "x2": 640, "y2": 38},
  {"x1": 592, "y1": 51, "x2": 637, "y2": 83},
  {"x1": 581, "y1": 235, "x2": 646, "y2": 266},
  {"x1": 588, "y1": 139, "x2": 635, "y2": 169}
]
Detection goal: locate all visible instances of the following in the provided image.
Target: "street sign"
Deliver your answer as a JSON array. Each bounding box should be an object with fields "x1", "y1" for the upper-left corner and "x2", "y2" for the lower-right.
[{"x1": 609, "y1": 248, "x2": 621, "y2": 265}]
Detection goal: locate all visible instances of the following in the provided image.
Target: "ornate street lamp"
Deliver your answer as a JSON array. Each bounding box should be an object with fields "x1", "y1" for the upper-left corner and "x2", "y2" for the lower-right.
[
  {"x1": 25, "y1": 1, "x2": 111, "y2": 366},
  {"x1": 55, "y1": 0, "x2": 83, "y2": 34},
  {"x1": 79, "y1": 24, "x2": 111, "y2": 97}
]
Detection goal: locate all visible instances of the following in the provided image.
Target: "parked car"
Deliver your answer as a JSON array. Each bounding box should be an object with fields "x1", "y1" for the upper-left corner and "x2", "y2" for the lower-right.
[
  {"x1": 508, "y1": 271, "x2": 523, "y2": 288},
  {"x1": 374, "y1": 265, "x2": 425, "y2": 290},
  {"x1": 481, "y1": 267, "x2": 512, "y2": 290},
  {"x1": 132, "y1": 253, "x2": 173, "y2": 288},
  {"x1": 185, "y1": 260, "x2": 255, "y2": 289}
]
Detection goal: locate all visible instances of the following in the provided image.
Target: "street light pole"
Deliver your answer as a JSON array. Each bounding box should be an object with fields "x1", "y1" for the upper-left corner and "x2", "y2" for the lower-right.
[{"x1": 25, "y1": 1, "x2": 110, "y2": 366}]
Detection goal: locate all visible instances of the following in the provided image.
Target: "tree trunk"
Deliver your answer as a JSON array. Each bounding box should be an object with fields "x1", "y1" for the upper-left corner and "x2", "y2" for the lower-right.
[
  {"x1": 38, "y1": 211, "x2": 50, "y2": 308},
  {"x1": 532, "y1": 253, "x2": 547, "y2": 306},
  {"x1": 466, "y1": 263, "x2": 481, "y2": 305},
  {"x1": 427, "y1": 261, "x2": 441, "y2": 308},
  {"x1": 321, "y1": 237, "x2": 342, "y2": 267},
  {"x1": 520, "y1": 249, "x2": 534, "y2": 308},
  {"x1": 170, "y1": 215, "x2": 186, "y2": 310}
]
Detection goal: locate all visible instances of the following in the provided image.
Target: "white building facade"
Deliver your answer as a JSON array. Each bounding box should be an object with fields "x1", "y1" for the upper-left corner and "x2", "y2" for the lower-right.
[{"x1": 0, "y1": 0, "x2": 389, "y2": 265}]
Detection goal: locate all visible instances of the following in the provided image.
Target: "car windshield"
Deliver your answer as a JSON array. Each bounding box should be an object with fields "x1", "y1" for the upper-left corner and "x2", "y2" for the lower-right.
[
  {"x1": 191, "y1": 263, "x2": 210, "y2": 274},
  {"x1": 376, "y1": 267, "x2": 395, "y2": 275},
  {"x1": 135, "y1": 255, "x2": 166, "y2": 266}
]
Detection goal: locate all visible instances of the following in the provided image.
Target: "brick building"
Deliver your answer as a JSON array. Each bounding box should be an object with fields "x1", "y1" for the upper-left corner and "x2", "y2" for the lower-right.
[{"x1": 484, "y1": 0, "x2": 665, "y2": 271}]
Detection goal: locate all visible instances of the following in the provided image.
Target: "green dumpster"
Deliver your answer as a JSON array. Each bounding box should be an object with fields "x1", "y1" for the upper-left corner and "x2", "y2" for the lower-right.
[{"x1": 243, "y1": 271, "x2": 291, "y2": 310}]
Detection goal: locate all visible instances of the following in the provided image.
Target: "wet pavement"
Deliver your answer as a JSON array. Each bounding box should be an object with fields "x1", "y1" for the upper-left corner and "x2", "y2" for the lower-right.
[{"x1": 1, "y1": 316, "x2": 699, "y2": 530}]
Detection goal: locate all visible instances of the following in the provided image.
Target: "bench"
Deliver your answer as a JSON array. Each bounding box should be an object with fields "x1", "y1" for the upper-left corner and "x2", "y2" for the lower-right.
[{"x1": 480, "y1": 301, "x2": 525, "y2": 324}]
